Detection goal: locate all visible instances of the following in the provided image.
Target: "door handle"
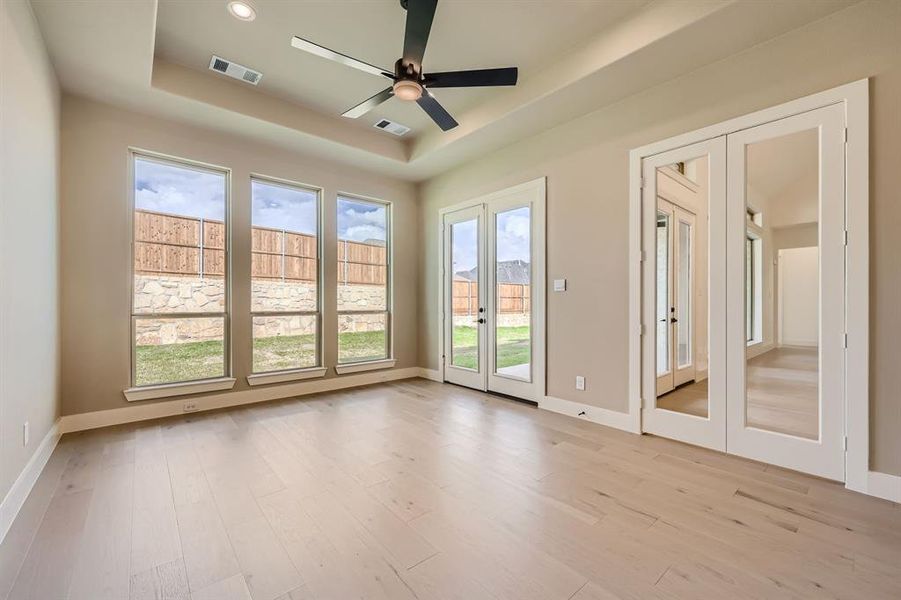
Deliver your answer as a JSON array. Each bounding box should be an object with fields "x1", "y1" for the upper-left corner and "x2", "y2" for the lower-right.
[
  {"x1": 478, "y1": 318, "x2": 486, "y2": 324},
  {"x1": 670, "y1": 317, "x2": 678, "y2": 323}
]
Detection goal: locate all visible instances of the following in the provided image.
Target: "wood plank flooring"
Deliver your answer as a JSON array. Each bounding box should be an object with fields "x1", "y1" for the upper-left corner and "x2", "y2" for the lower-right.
[{"x1": 1, "y1": 379, "x2": 898, "y2": 599}]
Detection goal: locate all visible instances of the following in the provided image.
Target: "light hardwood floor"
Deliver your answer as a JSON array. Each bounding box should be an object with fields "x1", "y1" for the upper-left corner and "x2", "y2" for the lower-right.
[
  {"x1": 1, "y1": 379, "x2": 898, "y2": 599},
  {"x1": 656, "y1": 347, "x2": 819, "y2": 439}
]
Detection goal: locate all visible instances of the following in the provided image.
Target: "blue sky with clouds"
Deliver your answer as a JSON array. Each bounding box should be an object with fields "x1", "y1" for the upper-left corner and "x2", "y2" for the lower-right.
[
  {"x1": 452, "y1": 206, "x2": 530, "y2": 275},
  {"x1": 337, "y1": 197, "x2": 386, "y2": 243}
]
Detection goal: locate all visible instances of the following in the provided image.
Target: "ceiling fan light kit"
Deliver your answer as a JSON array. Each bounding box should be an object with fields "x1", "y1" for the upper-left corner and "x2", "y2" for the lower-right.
[{"x1": 290, "y1": 0, "x2": 518, "y2": 131}]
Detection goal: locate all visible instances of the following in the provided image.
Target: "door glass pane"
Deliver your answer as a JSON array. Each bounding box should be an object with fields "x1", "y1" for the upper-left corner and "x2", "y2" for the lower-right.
[
  {"x1": 494, "y1": 207, "x2": 531, "y2": 380},
  {"x1": 745, "y1": 128, "x2": 819, "y2": 440},
  {"x1": 677, "y1": 220, "x2": 691, "y2": 367},
  {"x1": 655, "y1": 157, "x2": 710, "y2": 417},
  {"x1": 451, "y1": 218, "x2": 479, "y2": 369},
  {"x1": 656, "y1": 210, "x2": 670, "y2": 376}
]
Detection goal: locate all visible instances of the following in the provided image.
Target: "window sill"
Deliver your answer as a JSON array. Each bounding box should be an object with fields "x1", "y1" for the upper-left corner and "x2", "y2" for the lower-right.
[
  {"x1": 124, "y1": 377, "x2": 236, "y2": 402},
  {"x1": 334, "y1": 358, "x2": 396, "y2": 375},
  {"x1": 246, "y1": 367, "x2": 328, "y2": 387}
]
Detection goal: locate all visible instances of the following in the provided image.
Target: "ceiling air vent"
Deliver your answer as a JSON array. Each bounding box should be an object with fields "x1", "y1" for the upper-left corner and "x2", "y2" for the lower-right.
[
  {"x1": 373, "y1": 119, "x2": 411, "y2": 136},
  {"x1": 208, "y1": 55, "x2": 263, "y2": 86}
]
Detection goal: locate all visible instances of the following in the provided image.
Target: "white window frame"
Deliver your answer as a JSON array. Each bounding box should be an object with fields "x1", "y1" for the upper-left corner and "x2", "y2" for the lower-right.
[
  {"x1": 125, "y1": 149, "x2": 236, "y2": 400},
  {"x1": 334, "y1": 193, "x2": 394, "y2": 373},
  {"x1": 247, "y1": 175, "x2": 327, "y2": 386}
]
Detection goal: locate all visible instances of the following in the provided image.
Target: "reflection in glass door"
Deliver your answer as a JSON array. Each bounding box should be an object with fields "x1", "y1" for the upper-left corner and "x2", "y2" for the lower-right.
[
  {"x1": 726, "y1": 103, "x2": 845, "y2": 481},
  {"x1": 642, "y1": 138, "x2": 727, "y2": 452}
]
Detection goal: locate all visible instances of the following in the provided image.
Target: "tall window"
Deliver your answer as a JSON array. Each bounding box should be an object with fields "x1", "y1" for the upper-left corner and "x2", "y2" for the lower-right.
[
  {"x1": 251, "y1": 178, "x2": 321, "y2": 372},
  {"x1": 132, "y1": 154, "x2": 229, "y2": 386},
  {"x1": 336, "y1": 196, "x2": 391, "y2": 363},
  {"x1": 746, "y1": 234, "x2": 761, "y2": 343}
]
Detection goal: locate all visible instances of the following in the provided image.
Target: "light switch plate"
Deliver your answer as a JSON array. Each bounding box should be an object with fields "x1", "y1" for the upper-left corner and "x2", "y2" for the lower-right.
[
  {"x1": 575, "y1": 376, "x2": 585, "y2": 391},
  {"x1": 554, "y1": 279, "x2": 567, "y2": 292}
]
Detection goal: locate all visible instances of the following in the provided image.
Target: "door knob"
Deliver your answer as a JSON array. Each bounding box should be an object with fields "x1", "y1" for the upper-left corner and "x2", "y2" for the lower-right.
[{"x1": 478, "y1": 318, "x2": 486, "y2": 324}]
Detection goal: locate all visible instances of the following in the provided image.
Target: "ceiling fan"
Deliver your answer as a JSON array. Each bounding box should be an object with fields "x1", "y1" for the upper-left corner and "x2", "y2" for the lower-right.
[{"x1": 290, "y1": 0, "x2": 518, "y2": 131}]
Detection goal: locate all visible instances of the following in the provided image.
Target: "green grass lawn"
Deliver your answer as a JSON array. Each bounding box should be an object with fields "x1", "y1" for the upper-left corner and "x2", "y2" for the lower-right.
[
  {"x1": 135, "y1": 330, "x2": 387, "y2": 386},
  {"x1": 451, "y1": 325, "x2": 530, "y2": 371}
]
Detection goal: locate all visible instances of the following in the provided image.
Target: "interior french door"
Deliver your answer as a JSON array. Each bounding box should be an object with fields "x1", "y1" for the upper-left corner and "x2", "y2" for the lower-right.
[
  {"x1": 442, "y1": 179, "x2": 545, "y2": 402},
  {"x1": 642, "y1": 137, "x2": 727, "y2": 451},
  {"x1": 725, "y1": 103, "x2": 846, "y2": 481},
  {"x1": 642, "y1": 104, "x2": 847, "y2": 481}
]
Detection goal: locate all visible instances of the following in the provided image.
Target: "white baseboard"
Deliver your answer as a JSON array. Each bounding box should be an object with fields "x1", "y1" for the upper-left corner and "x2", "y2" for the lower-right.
[
  {"x1": 59, "y1": 367, "x2": 423, "y2": 433},
  {"x1": 540, "y1": 395, "x2": 640, "y2": 433},
  {"x1": 865, "y1": 470, "x2": 901, "y2": 503},
  {"x1": 417, "y1": 367, "x2": 442, "y2": 382},
  {"x1": 0, "y1": 420, "x2": 61, "y2": 544}
]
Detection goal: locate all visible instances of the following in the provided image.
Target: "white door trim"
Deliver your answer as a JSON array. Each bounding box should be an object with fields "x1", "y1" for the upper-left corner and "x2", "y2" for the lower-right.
[
  {"x1": 629, "y1": 79, "x2": 871, "y2": 495},
  {"x1": 436, "y1": 178, "x2": 547, "y2": 403}
]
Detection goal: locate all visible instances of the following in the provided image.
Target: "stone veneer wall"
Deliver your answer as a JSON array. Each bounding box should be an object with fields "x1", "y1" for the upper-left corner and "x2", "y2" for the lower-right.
[{"x1": 134, "y1": 275, "x2": 387, "y2": 344}]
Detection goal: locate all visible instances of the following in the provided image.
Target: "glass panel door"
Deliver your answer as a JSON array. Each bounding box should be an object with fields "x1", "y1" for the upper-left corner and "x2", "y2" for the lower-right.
[
  {"x1": 726, "y1": 103, "x2": 845, "y2": 481},
  {"x1": 493, "y1": 206, "x2": 532, "y2": 382},
  {"x1": 443, "y1": 205, "x2": 486, "y2": 390},
  {"x1": 642, "y1": 137, "x2": 727, "y2": 452}
]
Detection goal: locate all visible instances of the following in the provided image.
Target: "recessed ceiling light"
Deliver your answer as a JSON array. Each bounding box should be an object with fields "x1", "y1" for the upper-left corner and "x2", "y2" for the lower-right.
[{"x1": 227, "y1": 1, "x2": 256, "y2": 21}]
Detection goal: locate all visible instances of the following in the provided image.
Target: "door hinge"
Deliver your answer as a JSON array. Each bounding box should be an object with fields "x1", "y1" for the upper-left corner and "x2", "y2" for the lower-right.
[
  {"x1": 843, "y1": 435, "x2": 848, "y2": 451},
  {"x1": 843, "y1": 230, "x2": 849, "y2": 246},
  {"x1": 639, "y1": 176, "x2": 645, "y2": 190},
  {"x1": 639, "y1": 250, "x2": 646, "y2": 263},
  {"x1": 843, "y1": 333, "x2": 848, "y2": 349},
  {"x1": 638, "y1": 323, "x2": 645, "y2": 336},
  {"x1": 843, "y1": 127, "x2": 848, "y2": 144}
]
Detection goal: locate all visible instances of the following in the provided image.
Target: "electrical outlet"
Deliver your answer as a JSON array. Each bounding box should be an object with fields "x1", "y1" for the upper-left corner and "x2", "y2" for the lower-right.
[
  {"x1": 23, "y1": 421, "x2": 29, "y2": 447},
  {"x1": 575, "y1": 375, "x2": 585, "y2": 391},
  {"x1": 183, "y1": 402, "x2": 199, "y2": 413}
]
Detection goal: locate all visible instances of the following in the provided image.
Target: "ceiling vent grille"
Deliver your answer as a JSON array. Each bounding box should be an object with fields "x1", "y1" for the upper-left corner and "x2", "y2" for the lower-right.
[
  {"x1": 208, "y1": 55, "x2": 263, "y2": 86},
  {"x1": 373, "y1": 119, "x2": 411, "y2": 136}
]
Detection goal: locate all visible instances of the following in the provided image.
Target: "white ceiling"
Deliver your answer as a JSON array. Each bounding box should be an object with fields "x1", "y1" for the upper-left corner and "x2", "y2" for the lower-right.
[
  {"x1": 29, "y1": 0, "x2": 858, "y2": 181},
  {"x1": 155, "y1": 0, "x2": 648, "y2": 137}
]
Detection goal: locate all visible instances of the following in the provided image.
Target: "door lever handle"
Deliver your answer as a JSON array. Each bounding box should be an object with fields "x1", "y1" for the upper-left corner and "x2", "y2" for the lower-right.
[
  {"x1": 670, "y1": 317, "x2": 678, "y2": 323},
  {"x1": 478, "y1": 318, "x2": 486, "y2": 324}
]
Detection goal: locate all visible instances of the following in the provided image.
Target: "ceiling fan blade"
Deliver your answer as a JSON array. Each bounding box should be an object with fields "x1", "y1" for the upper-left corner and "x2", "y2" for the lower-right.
[
  {"x1": 402, "y1": 0, "x2": 437, "y2": 71},
  {"x1": 416, "y1": 91, "x2": 458, "y2": 131},
  {"x1": 342, "y1": 87, "x2": 395, "y2": 119},
  {"x1": 291, "y1": 36, "x2": 392, "y2": 79},
  {"x1": 423, "y1": 67, "x2": 518, "y2": 88}
]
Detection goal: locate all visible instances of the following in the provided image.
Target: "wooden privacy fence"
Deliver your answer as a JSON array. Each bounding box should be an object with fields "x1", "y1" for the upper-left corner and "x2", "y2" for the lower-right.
[
  {"x1": 452, "y1": 279, "x2": 530, "y2": 315},
  {"x1": 134, "y1": 209, "x2": 386, "y2": 284}
]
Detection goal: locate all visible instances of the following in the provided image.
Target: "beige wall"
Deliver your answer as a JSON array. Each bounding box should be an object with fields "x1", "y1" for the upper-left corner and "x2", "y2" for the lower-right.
[
  {"x1": 60, "y1": 95, "x2": 418, "y2": 416},
  {"x1": 0, "y1": 0, "x2": 60, "y2": 500},
  {"x1": 417, "y1": 1, "x2": 901, "y2": 476}
]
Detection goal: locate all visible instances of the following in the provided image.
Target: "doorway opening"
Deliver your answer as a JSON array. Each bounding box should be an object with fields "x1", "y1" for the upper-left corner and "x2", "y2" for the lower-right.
[{"x1": 438, "y1": 178, "x2": 546, "y2": 403}]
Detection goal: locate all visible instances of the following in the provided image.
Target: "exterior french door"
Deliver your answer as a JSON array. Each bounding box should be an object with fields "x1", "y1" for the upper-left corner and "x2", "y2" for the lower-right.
[
  {"x1": 656, "y1": 199, "x2": 697, "y2": 396},
  {"x1": 441, "y1": 179, "x2": 546, "y2": 402}
]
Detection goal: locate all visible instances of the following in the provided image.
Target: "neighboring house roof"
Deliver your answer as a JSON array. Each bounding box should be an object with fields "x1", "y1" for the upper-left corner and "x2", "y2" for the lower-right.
[{"x1": 454, "y1": 259, "x2": 530, "y2": 284}]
